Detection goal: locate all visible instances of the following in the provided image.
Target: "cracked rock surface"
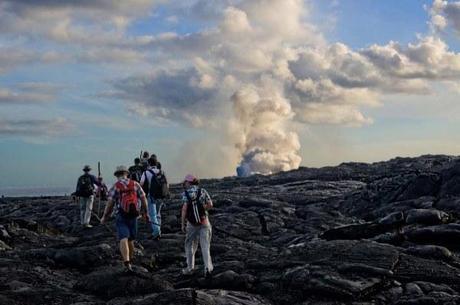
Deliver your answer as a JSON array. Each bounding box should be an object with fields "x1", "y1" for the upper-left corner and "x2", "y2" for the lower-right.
[{"x1": 3, "y1": 155, "x2": 460, "y2": 304}]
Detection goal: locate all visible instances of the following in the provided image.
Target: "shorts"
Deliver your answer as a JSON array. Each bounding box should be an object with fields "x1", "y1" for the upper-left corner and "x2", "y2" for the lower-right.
[{"x1": 116, "y1": 215, "x2": 138, "y2": 241}]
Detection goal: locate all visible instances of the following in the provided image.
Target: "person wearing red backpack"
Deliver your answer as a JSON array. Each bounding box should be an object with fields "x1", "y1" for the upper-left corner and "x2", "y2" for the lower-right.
[
  {"x1": 100, "y1": 165, "x2": 149, "y2": 272},
  {"x1": 180, "y1": 174, "x2": 214, "y2": 278}
]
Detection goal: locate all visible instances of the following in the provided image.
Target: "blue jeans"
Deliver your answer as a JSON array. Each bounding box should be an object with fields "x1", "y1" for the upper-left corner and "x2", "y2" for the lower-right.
[{"x1": 148, "y1": 196, "x2": 162, "y2": 237}]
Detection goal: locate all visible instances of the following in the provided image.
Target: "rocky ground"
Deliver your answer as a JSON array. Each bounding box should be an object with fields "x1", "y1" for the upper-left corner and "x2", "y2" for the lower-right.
[{"x1": 3, "y1": 155, "x2": 460, "y2": 304}]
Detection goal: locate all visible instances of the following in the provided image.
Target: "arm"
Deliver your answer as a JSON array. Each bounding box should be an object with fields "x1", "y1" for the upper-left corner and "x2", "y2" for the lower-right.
[
  {"x1": 140, "y1": 172, "x2": 146, "y2": 186},
  {"x1": 92, "y1": 175, "x2": 101, "y2": 187},
  {"x1": 75, "y1": 177, "x2": 80, "y2": 194},
  {"x1": 140, "y1": 194, "x2": 148, "y2": 217},
  {"x1": 100, "y1": 198, "x2": 114, "y2": 224},
  {"x1": 136, "y1": 182, "x2": 149, "y2": 221},
  {"x1": 181, "y1": 203, "x2": 187, "y2": 233},
  {"x1": 101, "y1": 186, "x2": 117, "y2": 223},
  {"x1": 202, "y1": 189, "x2": 213, "y2": 210}
]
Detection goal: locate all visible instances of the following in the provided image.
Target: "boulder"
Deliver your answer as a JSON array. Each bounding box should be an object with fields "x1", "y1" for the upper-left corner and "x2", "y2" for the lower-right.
[
  {"x1": 75, "y1": 266, "x2": 173, "y2": 300},
  {"x1": 405, "y1": 209, "x2": 449, "y2": 225},
  {"x1": 404, "y1": 245, "x2": 453, "y2": 262}
]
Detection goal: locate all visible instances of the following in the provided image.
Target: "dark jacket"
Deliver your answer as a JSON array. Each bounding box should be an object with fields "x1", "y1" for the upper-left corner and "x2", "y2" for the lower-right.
[{"x1": 75, "y1": 173, "x2": 99, "y2": 197}]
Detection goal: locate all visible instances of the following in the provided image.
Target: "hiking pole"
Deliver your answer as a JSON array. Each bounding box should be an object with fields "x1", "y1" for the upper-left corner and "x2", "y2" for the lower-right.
[
  {"x1": 91, "y1": 211, "x2": 114, "y2": 234},
  {"x1": 97, "y1": 161, "x2": 101, "y2": 217}
]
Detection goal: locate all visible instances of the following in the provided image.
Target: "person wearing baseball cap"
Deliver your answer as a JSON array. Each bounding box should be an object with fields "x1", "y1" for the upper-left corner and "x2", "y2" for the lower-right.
[
  {"x1": 180, "y1": 174, "x2": 214, "y2": 278},
  {"x1": 101, "y1": 165, "x2": 149, "y2": 272}
]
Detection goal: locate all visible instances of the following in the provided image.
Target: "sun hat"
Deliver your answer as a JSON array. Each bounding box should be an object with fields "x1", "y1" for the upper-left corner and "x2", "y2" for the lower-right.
[
  {"x1": 83, "y1": 165, "x2": 91, "y2": 172},
  {"x1": 114, "y1": 165, "x2": 129, "y2": 176}
]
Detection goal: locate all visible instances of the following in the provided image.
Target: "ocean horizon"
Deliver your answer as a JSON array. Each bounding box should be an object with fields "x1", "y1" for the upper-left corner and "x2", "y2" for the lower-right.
[{"x1": 0, "y1": 186, "x2": 74, "y2": 198}]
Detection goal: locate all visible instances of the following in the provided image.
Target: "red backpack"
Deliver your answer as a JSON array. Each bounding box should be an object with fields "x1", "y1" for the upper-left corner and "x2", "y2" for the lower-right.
[{"x1": 116, "y1": 180, "x2": 140, "y2": 218}]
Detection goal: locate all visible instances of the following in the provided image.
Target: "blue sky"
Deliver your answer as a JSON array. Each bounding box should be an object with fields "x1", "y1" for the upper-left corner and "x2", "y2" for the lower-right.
[{"x1": 1, "y1": 0, "x2": 460, "y2": 189}]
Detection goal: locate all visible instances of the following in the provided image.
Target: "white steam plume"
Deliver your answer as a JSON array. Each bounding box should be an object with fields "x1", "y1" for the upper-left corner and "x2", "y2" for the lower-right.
[{"x1": 231, "y1": 80, "x2": 301, "y2": 176}]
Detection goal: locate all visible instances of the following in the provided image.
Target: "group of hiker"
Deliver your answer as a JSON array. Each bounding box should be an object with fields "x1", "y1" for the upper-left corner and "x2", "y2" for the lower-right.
[{"x1": 73, "y1": 151, "x2": 214, "y2": 277}]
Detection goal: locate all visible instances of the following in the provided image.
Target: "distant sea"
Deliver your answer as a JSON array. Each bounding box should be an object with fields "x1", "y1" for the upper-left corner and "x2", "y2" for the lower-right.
[{"x1": 0, "y1": 186, "x2": 74, "y2": 198}]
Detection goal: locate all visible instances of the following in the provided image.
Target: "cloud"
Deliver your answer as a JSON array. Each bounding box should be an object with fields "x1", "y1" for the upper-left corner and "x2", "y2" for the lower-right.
[
  {"x1": 109, "y1": 69, "x2": 220, "y2": 127},
  {"x1": 0, "y1": 83, "x2": 60, "y2": 105},
  {"x1": 0, "y1": 0, "x2": 164, "y2": 68},
  {"x1": 429, "y1": 0, "x2": 460, "y2": 33},
  {"x1": 5, "y1": 0, "x2": 460, "y2": 175},
  {"x1": 106, "y1": 0, "x2": 460, "y2": 174},
  {"x1": 0, "y1": 48, "x2": 65, "y2": 74},
  {"x1": 0, "y1": 117, "x2": 73, "y2": 137}
]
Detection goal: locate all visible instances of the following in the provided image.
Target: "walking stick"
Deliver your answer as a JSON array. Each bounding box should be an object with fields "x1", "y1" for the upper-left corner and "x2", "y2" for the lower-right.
[
  {"x1": 91, "y1": 211, "x2": 114, "y2": 234},
  {"x1": 97, "y1": 161, "x2": 102, "y2": 217}
]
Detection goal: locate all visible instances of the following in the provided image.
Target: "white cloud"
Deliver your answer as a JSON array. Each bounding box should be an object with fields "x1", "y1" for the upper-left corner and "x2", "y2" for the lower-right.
[
  {"x1": 0, "y1": 83, "x2": 60, "y2": 105},
  {"x1": 0, "y1": 117, "x2": 73, "y2": 137}
]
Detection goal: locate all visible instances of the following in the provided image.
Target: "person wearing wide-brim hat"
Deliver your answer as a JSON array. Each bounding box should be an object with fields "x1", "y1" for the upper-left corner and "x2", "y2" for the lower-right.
[
  {"x1": 101, "y1": 165, "x2": 149, "y2": 272},
  {"x1": 180, "y1": 174, "x2": 214, "y2": 278},
  {"x1": 75, "y1": 165, "x2": 99, "y2": 228}
]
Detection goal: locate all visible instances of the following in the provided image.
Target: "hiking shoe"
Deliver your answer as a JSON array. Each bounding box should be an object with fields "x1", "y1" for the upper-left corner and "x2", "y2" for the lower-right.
[
  {"x1": 149, "y1": 234, "x2": 161, "y2": 241},
  {"x1": 124, "y1": 262, "x2": 133, "y2": 273},
  {"x1": 181, "y1": 268, "x2": 193, "y2": 275},
  {"x1": 204, "y1": 268, "x2": 212, "y2": 279}
]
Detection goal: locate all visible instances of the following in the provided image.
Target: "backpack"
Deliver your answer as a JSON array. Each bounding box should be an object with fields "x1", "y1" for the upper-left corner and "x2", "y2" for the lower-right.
[
  {"x1": 116, "y1": 180, "x2": 140, "y2": 218},
  {"x1": 77, "y1": 174, "x2": 94, "y2": 197},
  {"x1": 185, "y1": 188, "x2": 206, "y2": 225},
  {"x1": 129, "y1": 166, "x2": 142, "y2": 183},
  {"x1": 148, "y1": 169, "x2": 169, "y2": 199}
]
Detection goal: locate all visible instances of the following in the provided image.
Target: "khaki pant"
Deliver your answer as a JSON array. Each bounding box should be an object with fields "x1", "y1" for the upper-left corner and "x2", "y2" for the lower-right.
[
  {"x1": 79, "y1": 196, "x2": 94, "y2": 225},
  {"x1": 184, "y1": 222, "x2": 213, "y2": 273}
]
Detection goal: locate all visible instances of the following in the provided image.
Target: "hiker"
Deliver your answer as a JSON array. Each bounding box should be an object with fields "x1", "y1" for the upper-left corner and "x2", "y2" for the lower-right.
[
  {"x1": 140, "y1": 155, "x2": 169, "y2": 239},
  {"x1": 140, "y1": 151, "x2": 150, "y2": 171},
  {"x1": 181, "y1": 174, "x2": 214, "y2": 277},
  {"x1": 150, "y1": 153, "x2": 162, "y2": 170},
  {"x1": 128, "y1": 158, "x2": 143, "y2": 183},
  {"x1": 97, "y1": 177, "x2": 109, "y2": 201},
  {"x1": 75, "y1": 165, "x2": 99, "y2": 228},
  {"x1": 100, "y1": 165, "x2": 149, "y2": 272}
]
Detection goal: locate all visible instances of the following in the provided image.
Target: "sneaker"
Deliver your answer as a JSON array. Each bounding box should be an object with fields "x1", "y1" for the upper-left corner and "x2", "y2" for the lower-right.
[
  {"x1": 181, "y1": 268, "x2": 193, "y2": 275},
  {"x1": 84, "y1": 224, "x2": 93, "y2": 228}
]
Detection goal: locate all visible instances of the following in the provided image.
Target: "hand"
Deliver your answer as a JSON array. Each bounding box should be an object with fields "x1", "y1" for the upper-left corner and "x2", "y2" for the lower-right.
[
  {"x1": 181, "y1": 224, "x2": 186, "y2": 233},
  {"x1": 100, "y1": 216, "x2": 106, "y2": 224},
  {"x1": 143, "y1": 213, "x2": 151, "y2": 223}
]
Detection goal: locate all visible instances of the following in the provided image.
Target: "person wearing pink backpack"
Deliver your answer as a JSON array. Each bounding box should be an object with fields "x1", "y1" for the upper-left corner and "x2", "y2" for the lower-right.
[{"x1": 180, "y1": 174, "x2": 214, "y2": 278}]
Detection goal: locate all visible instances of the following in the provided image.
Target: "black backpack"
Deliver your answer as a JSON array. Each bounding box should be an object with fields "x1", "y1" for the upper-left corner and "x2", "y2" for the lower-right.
[
  {"x1": 129, "y1": 166, "x2": 142, "y2": 183},
  {"x1": 148, "y1": 169, "x2": 169, "y2": 199},
  {"x1": 185, "y1": 188, "x2": 206, "y2": 225},
  {"x1": 77, "y1": 174, "x2": 94, "y2": 197}
]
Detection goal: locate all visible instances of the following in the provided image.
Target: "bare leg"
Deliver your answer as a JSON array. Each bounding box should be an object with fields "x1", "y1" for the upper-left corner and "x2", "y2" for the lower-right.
[
  {"x1": 119, "y1": 238, "x2": 130, "y2": 262},
  {"x1": 128, "y1": 240, "x2": 135, "y2": 261}
]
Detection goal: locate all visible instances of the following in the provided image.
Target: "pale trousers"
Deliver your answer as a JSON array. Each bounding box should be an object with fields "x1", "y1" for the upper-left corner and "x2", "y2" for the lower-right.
[
  {"x1": 184, "y1": 222, "x2": 213, "y2": 272},
  {"x1": 79, "y1": 196, "x2": 94, "y2": 225}
]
